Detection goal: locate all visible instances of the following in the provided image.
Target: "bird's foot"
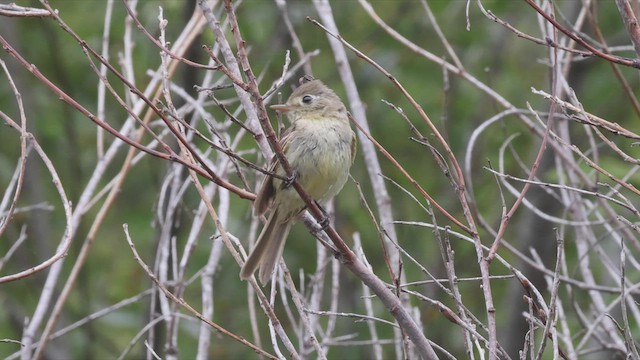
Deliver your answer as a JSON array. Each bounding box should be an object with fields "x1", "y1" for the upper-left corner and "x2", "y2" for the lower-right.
[
  {"x1": 283, "y1": 170, "x2": 298, "y2": 189},
  {"x1": 315, "y1": 201, "x2": 330, "y2": 231}
]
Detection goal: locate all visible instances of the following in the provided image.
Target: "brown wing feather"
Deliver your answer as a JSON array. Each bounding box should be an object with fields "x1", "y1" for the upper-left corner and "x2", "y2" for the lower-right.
[
  {"x1": 254, "y1": 157, "x2": 277, "y2": 216},
  {"x1": 254, "y1": 126, "x2": 297, "y2": 216}
]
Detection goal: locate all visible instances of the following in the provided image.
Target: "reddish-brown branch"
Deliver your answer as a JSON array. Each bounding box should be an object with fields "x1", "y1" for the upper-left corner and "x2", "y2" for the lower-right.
[
  {"x1": 201, "y1": 2, "x2": 438, "y2": 358},
  {"x1": 121, "y1": 1, "x2": 219, "y2": 71},
  {"x1": 616, "y1": 0, "x2": 640, "y2": 58},
  {"x1": 123, "y1": 224, "x2": 278, "y2": 359},
  {"x1": 349, "y1": 116, "x2": 471, "y2": 234},
  {"x1": 209, "y1": 0, "x2": 353, "y2": 258},
  {"x1": 524, "y1": 0, "x2": 640, "y2": 68},
  {"x1": 309, "y1": 9, "x2": 496, "y2": 357},
  {"x1": 0, "y1": 34, "x2": 253, "y2": 201}
]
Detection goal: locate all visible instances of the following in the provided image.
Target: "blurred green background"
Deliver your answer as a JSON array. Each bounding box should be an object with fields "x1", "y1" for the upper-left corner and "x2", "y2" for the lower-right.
[{"x1": 1, "y1": 0, "x2": 638, "y2": 359}]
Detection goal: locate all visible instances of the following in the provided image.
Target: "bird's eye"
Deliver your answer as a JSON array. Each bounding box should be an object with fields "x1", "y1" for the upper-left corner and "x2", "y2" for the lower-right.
[{"x1": 302, "y1": 95, "x2": 314, "y2": 104}]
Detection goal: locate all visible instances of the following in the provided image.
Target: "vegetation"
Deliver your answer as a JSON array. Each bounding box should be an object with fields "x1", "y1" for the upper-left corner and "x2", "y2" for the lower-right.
[{"x1": 1, "y1": 1, "x2": 639, "y2": 359}]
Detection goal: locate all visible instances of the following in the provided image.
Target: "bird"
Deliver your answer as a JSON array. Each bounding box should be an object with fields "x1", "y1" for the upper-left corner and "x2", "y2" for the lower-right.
[{"x1": 240, "y1": 78, "x2": 357, "y2": 284}]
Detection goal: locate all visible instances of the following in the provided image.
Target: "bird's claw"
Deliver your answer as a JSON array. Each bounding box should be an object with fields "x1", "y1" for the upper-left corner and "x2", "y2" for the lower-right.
[
  {"x1": 315, "y1": 201, "x2": 330, "y2": 231},
  {"x1": 317, "y1": 216, "x2": 330, "y2": 231},
  {"x1": 283, "y1": 170, "x2": 298, "y2": 189}
]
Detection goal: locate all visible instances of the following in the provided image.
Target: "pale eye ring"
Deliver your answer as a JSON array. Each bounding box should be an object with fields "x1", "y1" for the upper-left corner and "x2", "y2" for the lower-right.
[{"x1": 302, "y1": 95, "x2": 314, "y2": 104}]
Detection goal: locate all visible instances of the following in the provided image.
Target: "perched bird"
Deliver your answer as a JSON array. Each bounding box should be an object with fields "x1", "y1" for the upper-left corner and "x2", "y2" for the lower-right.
[{"x1": 240, "y1": 78, "x2": 356, "y2": 284}]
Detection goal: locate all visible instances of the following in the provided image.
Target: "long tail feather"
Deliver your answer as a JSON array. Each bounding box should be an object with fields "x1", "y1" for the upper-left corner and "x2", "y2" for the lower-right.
[
  {"x1": 240, "y1": 209, "x2": 291, "y2": 284},
  {"x1": 257, "y1": 221, "x2": 290, "y2": 284}
]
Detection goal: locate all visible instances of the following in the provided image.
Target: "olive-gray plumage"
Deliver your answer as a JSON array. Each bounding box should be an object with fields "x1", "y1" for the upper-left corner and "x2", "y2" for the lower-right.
[{"x1": 240, "y1": 80, "x2": 356, "y2": 284}]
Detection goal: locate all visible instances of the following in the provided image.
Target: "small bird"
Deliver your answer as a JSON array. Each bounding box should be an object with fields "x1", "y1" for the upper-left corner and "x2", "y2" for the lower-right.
[{"x1": 240, "y1": 78, "x2": 356, "y2": 284}]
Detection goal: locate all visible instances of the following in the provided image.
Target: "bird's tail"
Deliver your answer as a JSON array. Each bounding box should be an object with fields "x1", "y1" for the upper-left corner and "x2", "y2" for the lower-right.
[{"x1": 240, "y1": 209, "x2": 291, "y2": 284}]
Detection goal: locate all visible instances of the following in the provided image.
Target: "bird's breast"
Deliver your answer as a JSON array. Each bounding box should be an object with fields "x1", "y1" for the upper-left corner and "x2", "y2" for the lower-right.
[{"x1": 285, "y1": 118, "x2": 353, "y2": 202}]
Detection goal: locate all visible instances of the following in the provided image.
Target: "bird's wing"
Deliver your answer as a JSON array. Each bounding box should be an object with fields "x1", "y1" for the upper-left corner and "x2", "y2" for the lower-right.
[
  {"x1": 254, "y1": 156, "x2": 278, "y2": 216},
  {"x1": 254, "y1": 127, "x2": 297, "y2": 216}
]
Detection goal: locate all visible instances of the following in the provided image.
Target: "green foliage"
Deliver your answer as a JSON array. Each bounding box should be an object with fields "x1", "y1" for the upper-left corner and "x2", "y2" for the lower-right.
[{"x1": 2, "y1": 1, "x2": 639, "y2": 359}]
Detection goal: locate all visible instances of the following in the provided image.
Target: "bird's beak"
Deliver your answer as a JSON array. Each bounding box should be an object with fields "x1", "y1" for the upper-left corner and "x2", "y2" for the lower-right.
[{"x1": 270, "y1": 104, "x2": 292, "y2": 112}]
